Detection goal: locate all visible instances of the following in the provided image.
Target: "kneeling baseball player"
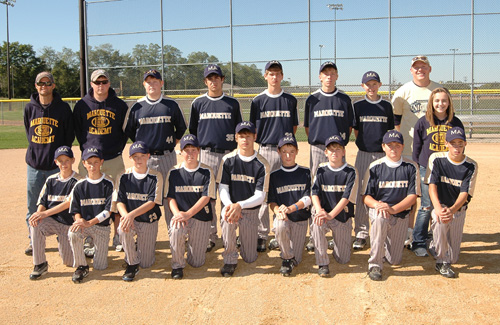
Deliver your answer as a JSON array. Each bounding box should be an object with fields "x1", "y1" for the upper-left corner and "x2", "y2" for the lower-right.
[
  {"x1": 427, "y1": 127, "x2": 478, "y2": 278},
  {"x1": 362, "y1": 130, "x2": 420, "y2": 281},
  {"x1": 114, "y1": 141, "x2": 163, "y2": 281},
  {"x1": 166, "y1": 135, "x2": 216, "y2": 280},
  {"x1": 268, "y1": 136, "x2": 311, "y2": 276}
]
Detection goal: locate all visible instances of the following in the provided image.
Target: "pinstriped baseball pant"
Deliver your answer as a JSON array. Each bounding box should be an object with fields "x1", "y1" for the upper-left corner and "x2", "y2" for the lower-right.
[
  {"x1": 221, "y1": 208, "x2": 260, "y2": 264},
  {"x1": 118, "y1": 220, "x2": 158, "y2": 268},
  {"x1": 169, "y1": 218, "x2": 211, "y2": 269},
  {"x1": 354, "y1": 150, "x2": 385, "y2": 240},
  {"x1": 200, "y1": 149, "x2": 230, "y2": 242},
  {"x1": 149, "y1": 151, "x2": 177, "y2": 230},
  {"x1": 430, "y1": 208, "x2": 467, "y2": 264},
  {"x1": 310, "y1": 144, "x2": 327, "y2": 178},
  {"x1": 257, "y1": 145, "x2": 282, "y2": 239},
  {"x1": 30, "y1": 217, "x2": 73, "y2": 266},
  {"x1": 69, "y1": 225, "x2": 111, "y2": 270},
  {"x1": 368, "y1": 209, "x2": 409, "y2": 270},
  {"x1": 274, "y1": 218, "x2": 308, "y2": 263},
  {"x1": 312, "y1": 218, "x2": 352, "y2": 266}
]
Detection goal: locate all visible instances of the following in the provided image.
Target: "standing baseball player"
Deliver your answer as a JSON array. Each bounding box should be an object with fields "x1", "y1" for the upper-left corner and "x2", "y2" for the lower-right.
[
  {"x1": 303, "y1": 61, "x2": 354, "y2": 251},
  {"x1": 68, "y1": 147, "x2": 115, "y2": 283},
  {"x1": 124, "y1": 69, "x2": 187, "y2": 183},
  {"x1": 166, "y1": 135, "x2": 216, "y2": 280},
  {"x1": 114, "y1": 141, "x2": 163, "y2": 282},
  {"x1": 24, "y1": 72, "x2": 75, "y2": 255},
  {"x1": 427, "y1": 127, "x2": 478, "y2": 278},
  {"x1": 310, "y1": 135, "x2": 358, "y2": 277},
  {"x1": 28, "y1": 146, "x2": 82, "y2": 280},
  {"x1": 352, "y1": 71, "x2": 394, "y2": 250},
  {"x1": 249, "y1": 60, "x2": 298, "y2": 252},
  {"x1": 362, "y1": 130, "x2": 420, "y2": 281},
  {"x1": 189, "y1": 64, "x2": 242, "y2": 252},
  {"x1": 268, "y1": 136, "x2": 311, "y2": 276},
  {"x1": 218, "y1": 122, "x2": 270, "y2": 277}
]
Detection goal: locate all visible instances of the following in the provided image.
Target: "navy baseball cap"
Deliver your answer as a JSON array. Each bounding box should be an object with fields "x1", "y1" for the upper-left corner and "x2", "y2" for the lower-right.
[
  {"x1": 143, "y1": 69, "x2": 162, "y2": 81},
  {"x1": 278, "y1": 136, "x2": 298, "y2": 149},
  {"x1": 82, "y1": 147, "x2": 103, "y2": 160},
  {"x1": 383, "y1": 130, "x2": 404, "y2": 145},
  {"x1": 362, "y1": 71, "x2": 381, "y2": 84},
  {"x1": 129, "y1": 141, "x2": 149, "y2": 156},
  {"x1": 235, "y1": 121, "x2": 256, "y2": 134},
  {"x1": 446, "y1": 127, "x2": 466, "y2": 142},
  {"x1": 54, "y1": 146, "x2": 74, "y2": 159},
  {"x1": 204, "y1": 64, "x2": 223, "y2": 78},
  {"x1": 319, "y1": 61, "x2": 337, "y2": 74},
  {"x1": 265, "y1": 60, "x2": 283, "y2": 71},
  {"x1": 325, "y1": 134, "x2": 344, "y2": 147},
  {"x1": 180, "y1": 134, "x2": 200, "y2": 150}
]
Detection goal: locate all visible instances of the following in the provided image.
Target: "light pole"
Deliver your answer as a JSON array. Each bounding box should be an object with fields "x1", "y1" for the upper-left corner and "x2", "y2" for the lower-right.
[
  {"x1": 319, "y1": 44, "x2": 324, "y2": 64},
  {"x1": 327, "y1": 3, "x2": 343, "y2": 63},
  {"x1": 1, "y1": 0, "x2": 15, "y2": 99},
  {"x1": 450, "y1": 48, "x2": 459, "y2": 82}
]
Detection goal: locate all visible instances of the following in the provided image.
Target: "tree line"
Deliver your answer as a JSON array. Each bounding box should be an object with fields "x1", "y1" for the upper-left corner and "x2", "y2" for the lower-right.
[{"x1": 0, "y1": 41, "x2": 270, "y2": 98}]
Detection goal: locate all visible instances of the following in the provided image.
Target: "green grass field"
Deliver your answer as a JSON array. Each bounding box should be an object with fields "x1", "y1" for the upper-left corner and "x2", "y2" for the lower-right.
[{"x1": 0, "y1": 125, "x2": 28, "y2": 149}]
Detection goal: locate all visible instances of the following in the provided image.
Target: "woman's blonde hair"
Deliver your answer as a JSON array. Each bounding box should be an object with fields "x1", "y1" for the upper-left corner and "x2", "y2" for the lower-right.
[{"x1": 425, "y1": 87, "x2": 455, "y2": 127}]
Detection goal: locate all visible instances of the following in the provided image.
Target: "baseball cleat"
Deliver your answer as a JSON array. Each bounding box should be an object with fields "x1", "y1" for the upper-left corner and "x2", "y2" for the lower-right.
[
  {"x1": 236, "y1": 236, "x2": 241, "y2": 249},
  {"x1": 72, "y1": 265, "x2": 89, "y2": 283},
  {"x1": 171, "y1": 268, "x2": 184, "y2": 280},
  {"x1": 257, "y1": 238, "x2": 267, "y2": 252},
  {"x1": 412, "y1": 247, "x2": 429, "y2": 257},
  {"x1": 305, "y1": 239, "x2": 315, "y2": 252},
  {"x1": 368, "y1": 266, "x2": 382, "y2": 281},
  {"x1": 206, "y1": 240, "x2": 216, "y2": 253},
  {"x1": 436, "y1": 262, "x2": 456, "y2": 278},
  {"x1": 25, "y1": 244, "x2": 33, "y2": 256},
  {"x1": 220, "y1": 264, "x2": 237, "y2": 277},
  {"x1": 353, "y1": 238, "x2": 367, "y2": 250},
  {"x1": 122, "y1": 264, "x2": 139, "y2": 282},
  {"x1": 318, "y1": 265, "x2": 330, "y2": 277},
  {"x1": 280, "y1": 258, "x2": 297, "y2": 277},
  {"x1": 29, "y1": 261, "x2": 48, "y2": 280},
  {"x1": 268, "y1": 238, "x2": 280, "y2": 251}
]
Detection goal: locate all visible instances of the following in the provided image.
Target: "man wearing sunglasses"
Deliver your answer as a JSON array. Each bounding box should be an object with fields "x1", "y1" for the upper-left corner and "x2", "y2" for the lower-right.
[
  {"x1": 73, "y1": 69, "x2": 129, "y2": 252},
  {"x1": 392, "y1": 56, "x2": 440, "y2": 257},
  {"x1": 23, "y1": 72, "x2": 75, "y2": 255}
]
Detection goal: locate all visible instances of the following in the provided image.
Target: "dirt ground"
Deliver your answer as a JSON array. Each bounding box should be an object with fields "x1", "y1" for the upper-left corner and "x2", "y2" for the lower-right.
[{"x1": 1, "y1": 142, "x2": 499, "y2": 324}]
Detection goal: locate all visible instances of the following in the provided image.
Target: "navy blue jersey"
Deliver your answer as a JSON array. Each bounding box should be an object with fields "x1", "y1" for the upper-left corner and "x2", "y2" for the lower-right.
[
  {"x1": 69, "y1": 174, "x2": 115, "y2": 226},
  {"x1": 312, "y1": 162, "x2": 358, "y2": 223},
  {"x1": 165, "y1": 162, "x2": 216, "y2": 222},
  {"x1": 217, "y1": 150, "x2": 270, "y2": 208},
  {"x1": 304, "y1": 88, "x2": 354, "y2": 145},
  {"x1": 426, "y1": 152, "x2": 478, "y2": 208},
  {"x1": 249, "y1": 90, "x2": 298, "y2": 145},
  {"x1": 189, "y1": 94, "x2": 242, "y2": 150},
  {"x1": 37, "y1": 172, "x2": 83, "y2": 225},
  {"x1": 362, "y1": 157, "x2": 420, "y2": 218},
  {"x1": 268, "y1": 165, "x2": 311, "y2": 222},
  {"x1": 124, "y1": 96, "x2": 187, "y2": 152},
  {"x1": 114, "y1": 167, "x2": 163, "y2": 223},
  {"x1": 353, "y1": 96, "x2": 395, "y2": 152},
  {"x1": 412, "y1": 115, "x2": 464, "y2": 168},
  {"x1": 73, "y1": 88, "x2": 128, "y2": 160}
]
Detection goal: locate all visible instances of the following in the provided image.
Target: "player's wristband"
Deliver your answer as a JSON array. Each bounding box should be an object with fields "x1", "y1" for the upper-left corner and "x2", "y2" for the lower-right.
[
  {"x1": 294, "y1": 204, "x2": 299, "y2": 211},
  {"x1": 96, "y1": 211, "x2": 111, "y2": 223}
]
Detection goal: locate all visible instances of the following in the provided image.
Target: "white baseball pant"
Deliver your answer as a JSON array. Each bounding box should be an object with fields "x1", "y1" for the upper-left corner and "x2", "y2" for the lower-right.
[
  {"x1": 312, "y1": 218, "x2": 352, "y2": 266},
  {"x1": 30, "y1": 217, "x2": 73, "y2": 267},
  {"x1": 118, "y1": 220, "x2": 158, "y2": 268},
  {"x1": 69, "y1": 225, "x2": 111, "y2": 270},
  {"x1": 169, "y1": 218, "x2": 211, "y2": 269}
]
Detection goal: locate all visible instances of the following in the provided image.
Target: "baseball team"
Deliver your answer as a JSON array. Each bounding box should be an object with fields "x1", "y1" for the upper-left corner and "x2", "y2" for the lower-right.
[{"x1": 24, "y1": 56, "x2": 478, "y2": 283}]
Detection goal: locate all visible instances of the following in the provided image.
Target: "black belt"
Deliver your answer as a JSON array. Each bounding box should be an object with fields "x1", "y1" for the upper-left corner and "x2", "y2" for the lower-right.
[
  {"x1": 150, "y1": 149, "x2": 174, "y2": 156},
  {"x1": 260, "y1": 144, "x2": 278, "y2": 148},
  {"x1": 201, "y1": 147, "x2": 228, "y2": 154}
]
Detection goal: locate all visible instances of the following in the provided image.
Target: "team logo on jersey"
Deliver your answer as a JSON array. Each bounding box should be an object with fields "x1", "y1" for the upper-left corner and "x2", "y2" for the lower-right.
[
  {"x1": 409, "y1": 100, "x2": 427, "y2": 114},
  {"x1": 32, "y1": 123, "x2": 55, "y2": 144},
  {"x1": 92, "y1": 116, "x2": 110, "y2": 128},
  {"x1": 87, "y1": 109, "x2": 115, "y2": 135},
  {"x1": 35, "y1": 125, "x2": 52, "y2": 137}
]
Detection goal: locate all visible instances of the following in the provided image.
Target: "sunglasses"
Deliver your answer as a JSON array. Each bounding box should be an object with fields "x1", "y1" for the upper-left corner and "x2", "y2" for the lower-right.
[
  {"x1": 93, "y1": 80, "x2": 109, "y2": 85},
  {"x1": 413, "y1": 56, "x2": 428, "y2": 61},
  {"x1": 37, "y1": 81, "x2": 53, "y2": 86}
]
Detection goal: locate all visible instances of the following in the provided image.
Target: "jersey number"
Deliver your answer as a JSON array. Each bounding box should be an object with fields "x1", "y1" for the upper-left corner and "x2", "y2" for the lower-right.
[
  {"x1": 226, "y1": 134, "x2": 234, "y2": 142},
  {"x1": 166, "y1": 136, "x2": 174, "y2": 144}
]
